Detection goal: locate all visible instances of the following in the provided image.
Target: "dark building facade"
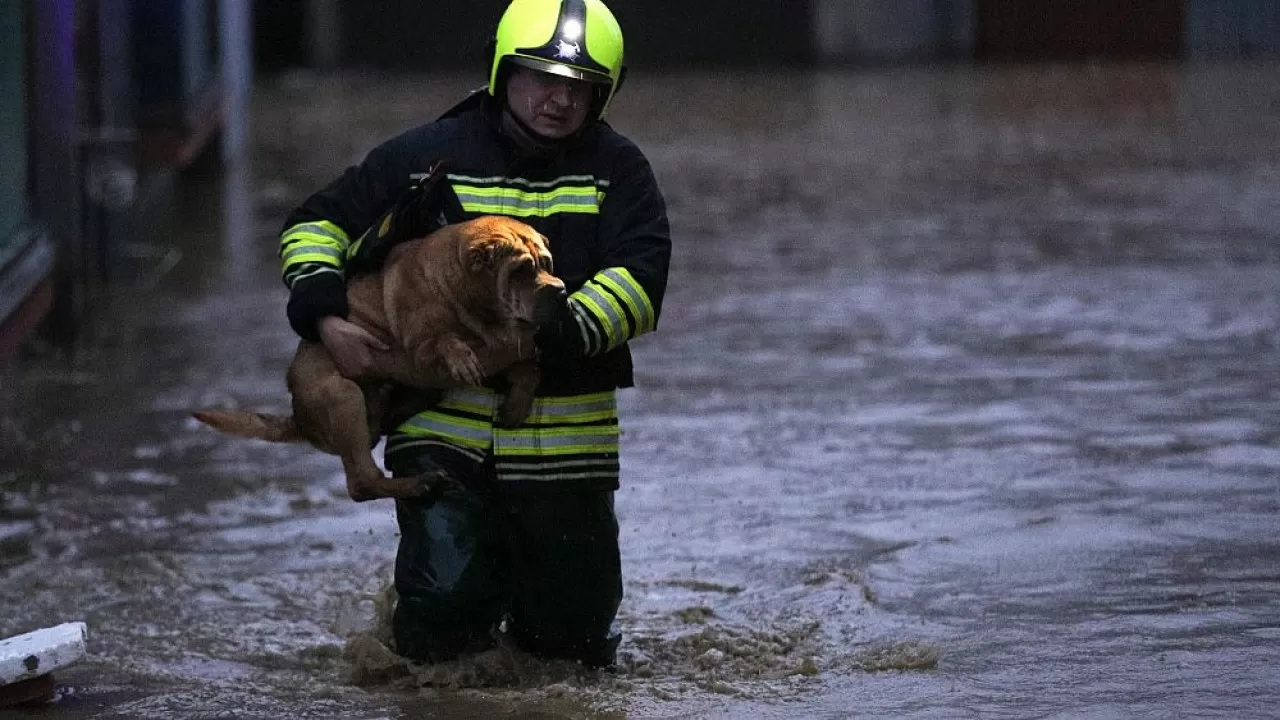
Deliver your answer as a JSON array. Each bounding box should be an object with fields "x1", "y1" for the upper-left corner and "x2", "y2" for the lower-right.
[
  {"x1": 263, "y1": 0, "x2": 1278, "y2": 69},
  {"x1": 977, "y1": 0, "x2": 1185, "y2": 59},
  {"x1": 1, "y1": 0, "x2": 242, "y2": 358},
  {"x1": 255, "y1": 0, "x2": 815, "y2": 71}
]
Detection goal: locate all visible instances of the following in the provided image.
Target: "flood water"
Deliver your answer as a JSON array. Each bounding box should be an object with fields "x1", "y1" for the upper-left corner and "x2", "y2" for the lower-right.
[{"x1": 3, "y1": 63, "x2": 1280, "y2": 718}]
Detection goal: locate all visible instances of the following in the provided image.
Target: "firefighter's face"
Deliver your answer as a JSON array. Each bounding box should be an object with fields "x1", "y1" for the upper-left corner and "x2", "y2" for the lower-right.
[{"x1": 505, "y1": 66, "x2": 593, "y2": 139}]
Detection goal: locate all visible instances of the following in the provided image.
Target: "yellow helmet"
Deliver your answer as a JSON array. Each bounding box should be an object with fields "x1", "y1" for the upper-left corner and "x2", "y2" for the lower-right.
[{"x1": 488, "y1": 0, "x2": 626, "y2": 118}]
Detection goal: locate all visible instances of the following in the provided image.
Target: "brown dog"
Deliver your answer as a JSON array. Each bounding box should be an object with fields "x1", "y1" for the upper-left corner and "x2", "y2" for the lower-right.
[{"x1": 193, "y1": 216, "x2": 565, "y2": 501}]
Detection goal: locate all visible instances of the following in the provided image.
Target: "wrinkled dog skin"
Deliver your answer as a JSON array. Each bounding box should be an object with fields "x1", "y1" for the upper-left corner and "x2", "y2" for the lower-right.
[{"x1": 194, "y1": 216, "x2": 566, "y2": 501}]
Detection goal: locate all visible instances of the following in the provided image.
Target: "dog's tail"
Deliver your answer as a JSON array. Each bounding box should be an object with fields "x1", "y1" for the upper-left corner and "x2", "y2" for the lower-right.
[{"x1": 191, "y1": 410, "x2": 305, "y2": 443}]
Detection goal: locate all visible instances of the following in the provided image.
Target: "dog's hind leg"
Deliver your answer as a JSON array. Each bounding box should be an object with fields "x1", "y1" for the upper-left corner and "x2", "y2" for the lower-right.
[{"x1": 289, "y1": 346, "x2": 430, "y2": 503}]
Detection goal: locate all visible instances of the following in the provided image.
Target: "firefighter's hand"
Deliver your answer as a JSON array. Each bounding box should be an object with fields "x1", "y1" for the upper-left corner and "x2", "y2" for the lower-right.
[
  {"x1": 318, "y1": 316, "x2": 391, "y2": 379},
  {"x1": 534, "y1": 294, "x2": 586, "y2": 360}
]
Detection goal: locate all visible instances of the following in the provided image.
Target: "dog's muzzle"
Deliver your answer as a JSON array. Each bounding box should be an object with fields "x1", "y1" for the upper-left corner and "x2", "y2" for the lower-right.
[{"x1": 532, "y1": 283, "x2": 567, "y2": 325}]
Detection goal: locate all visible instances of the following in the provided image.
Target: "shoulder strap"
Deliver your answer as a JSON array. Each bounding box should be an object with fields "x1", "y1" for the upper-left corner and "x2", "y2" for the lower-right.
[{"x1": 344, "y1": 160, "x2": 456, "y2": 278}]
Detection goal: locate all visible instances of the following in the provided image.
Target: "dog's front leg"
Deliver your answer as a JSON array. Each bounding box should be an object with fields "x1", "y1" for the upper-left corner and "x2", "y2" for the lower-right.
[
  {"x1": 365, "y1": 335, "x2": 484, "y2": 390},
  {"x1": 362, "y1": 342, "x2": 449, "y2": 389},
  {"x1": 497, "y1": 359, "x2": 540, "y2": 427}
]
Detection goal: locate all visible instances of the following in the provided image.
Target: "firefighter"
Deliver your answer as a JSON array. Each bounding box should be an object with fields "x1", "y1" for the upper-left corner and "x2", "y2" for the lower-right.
[{"x1": 277, "y1": 0, "x2": 670, "y2": 668}]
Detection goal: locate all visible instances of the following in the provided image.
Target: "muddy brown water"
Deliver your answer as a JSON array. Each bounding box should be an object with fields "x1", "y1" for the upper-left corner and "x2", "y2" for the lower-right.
[{"x1": 3, "y1": 63, "x2": 1279, "y2": 718}]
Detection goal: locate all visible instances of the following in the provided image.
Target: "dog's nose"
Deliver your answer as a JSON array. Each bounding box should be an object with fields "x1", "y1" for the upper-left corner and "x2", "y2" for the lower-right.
[
  {"x1": 533, "y1": 284, "x2": 568, "y2": 324},
  {"x1": 537, "y1": 281, "x2": 566, "y2": 302}
]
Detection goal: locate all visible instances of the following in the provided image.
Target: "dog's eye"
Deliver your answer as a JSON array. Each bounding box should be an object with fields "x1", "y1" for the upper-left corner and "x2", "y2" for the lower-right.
[{"x1": 512, "y1": 259, "x2": 536, "y2": 278}]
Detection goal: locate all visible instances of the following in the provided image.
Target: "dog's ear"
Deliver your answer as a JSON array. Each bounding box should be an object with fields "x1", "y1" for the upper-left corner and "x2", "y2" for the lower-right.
[{"x1": 536, "y1": 233, "x2": 554, "y2": 274}]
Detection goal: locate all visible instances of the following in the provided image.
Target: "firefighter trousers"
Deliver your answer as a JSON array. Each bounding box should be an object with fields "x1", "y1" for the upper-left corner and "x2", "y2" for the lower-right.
[{"x1": 388, "y1": 449, "x2": 623, "y2": 667}]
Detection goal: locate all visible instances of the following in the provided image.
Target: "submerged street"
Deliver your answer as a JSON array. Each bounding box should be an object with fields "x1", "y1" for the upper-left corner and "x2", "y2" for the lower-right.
[{"x1": 2, "y1": 63, "x2": 1279, "y2": 718}]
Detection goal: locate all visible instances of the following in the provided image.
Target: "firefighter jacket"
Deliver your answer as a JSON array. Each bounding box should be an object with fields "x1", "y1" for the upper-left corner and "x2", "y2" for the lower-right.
[{"x1": 277, "y1": 91, "x2": 672, "y2": 493}]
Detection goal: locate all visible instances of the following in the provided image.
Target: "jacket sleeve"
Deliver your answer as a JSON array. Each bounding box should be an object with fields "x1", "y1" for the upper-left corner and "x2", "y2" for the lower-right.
[
  {"x1": 558, "y1": 144, "x2": 672, "y2": 358},
  {"x1": 277, "y1": 140, "x2": 411, "y2": 340}
]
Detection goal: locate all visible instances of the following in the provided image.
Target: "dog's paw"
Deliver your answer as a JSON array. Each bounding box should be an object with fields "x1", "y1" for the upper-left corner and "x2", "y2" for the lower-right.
[
  {"x1": 347, "y1": 472, "x2": 434, "y2": 503},
  {"x1": 443, "y1": 346, "x2": 485, "y2": 386},
  {"x1": 414, "y1": 470, "x2": 455, "y2": 502},
  {"x1": 497, "y1": 394, "x2": 534, "y2": 428}
]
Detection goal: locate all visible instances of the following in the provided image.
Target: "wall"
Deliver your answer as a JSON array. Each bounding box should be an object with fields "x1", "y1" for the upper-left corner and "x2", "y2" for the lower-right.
[
  {"x1": 0, "y1": 0, "x2": 26, "y2": 246},
  {"x1": 1186, "y1": 0, "x2": 1280, "y2": 56},
  {"x1": 334, "y1": 0, "x2": 812, "y2": 69},
  {"x1": 815, "y1": 0, "x2": 974, "y2": 62},
  {"x1": 976, "y1": 0, "x2": 1184, "y2": 59}
]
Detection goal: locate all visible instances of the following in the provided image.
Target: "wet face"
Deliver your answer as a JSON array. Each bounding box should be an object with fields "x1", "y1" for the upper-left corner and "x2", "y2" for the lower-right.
[{"x1": 505, "y1": 66, "x2": 594, "y2": 139}]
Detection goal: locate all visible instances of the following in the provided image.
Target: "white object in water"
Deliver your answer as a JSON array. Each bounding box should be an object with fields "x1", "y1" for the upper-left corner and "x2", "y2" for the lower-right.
[{"x1": 0, "y1": 622, "x2": 88, "y2": 686}]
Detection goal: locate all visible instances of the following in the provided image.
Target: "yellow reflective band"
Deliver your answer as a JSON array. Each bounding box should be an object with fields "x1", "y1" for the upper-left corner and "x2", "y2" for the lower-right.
[
  {"x1": 281, "y1": 221, "x2": 352, "y2": 250},
  {"x1": 280, "y1": 232, "x2": 348, "y2": 256},
  {"x1": 572, "y1": 287, "x2": 623, "y2": 350},
  {"x1": 594, "y1": 268, "x2": 655, "y2": 334},
  {"x1": 282, "y1": 245, "x2": 344, "y2": 264},
  {"x1": 397, "y1": 412, "x2": 493, "y2": 450},
  {"x1": 591, "y1": 274, "x2": 643, "y2": 335},
  {"x1": 391, "y1": 389, "x2": 621, "y2": 461},
  {"x1": 434, "y1": 388, "x2": 500, "y2": 416},
  {"x1": 450, "y1": 184, "x2": 601, "y2": 217},
  {"x1": 457, "y1": 186, "x2": 598, "y2": 200},
  {"x1": 572, "y1": 291, "x2": 620, "y2": 347},
  {"x1": 524, "y1": 408, "x2": 617, "y2": 425},
  {"x1": 280, "y1": 221, "x2": 352, "y2": 273},
  {"x1": 493, "y1": 425, "x2": 620, "y2": 456},
  {"x1": 447, "y1": 174, "x2": 597, "y2": 188},
  {"x1": 524, "y1": 392, "x2": 617, "y2": 424}
]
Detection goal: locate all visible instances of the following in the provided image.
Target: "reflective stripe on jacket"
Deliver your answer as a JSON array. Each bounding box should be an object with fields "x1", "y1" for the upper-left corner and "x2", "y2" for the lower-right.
[
  {"x1": 384, "y1": 388, "x2": 621, "y2": 490},
  {"x1": 280, "y1": 220, "x2": 351, "y2": 285}
]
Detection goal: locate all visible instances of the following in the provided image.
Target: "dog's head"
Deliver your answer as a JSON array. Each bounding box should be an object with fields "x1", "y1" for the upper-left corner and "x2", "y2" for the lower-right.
[{"x1": 458, "y1": 216, "x2": 566, "y2": 326}]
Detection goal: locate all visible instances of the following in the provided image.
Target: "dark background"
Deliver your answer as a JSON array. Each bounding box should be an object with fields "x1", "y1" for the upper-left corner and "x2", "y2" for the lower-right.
[{"x1": 254, "y1": 0, "x2": 818, "y2": 72}]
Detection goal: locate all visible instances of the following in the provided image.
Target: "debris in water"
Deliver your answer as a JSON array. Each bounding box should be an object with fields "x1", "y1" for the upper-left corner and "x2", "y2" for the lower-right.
[
  {"x1": 626, "y1": 617, "x2": 824, "y2": 695},
  {"x1": 673, "y1": 606, "x2": 716, "y2": 624},
  {"x1": 696, "y1": 648, "x2": 726, "y2": 667},
  {"x1": 658, "y1": 579, "x2": 744, "y2": 594},
  {"x1": 782, "y1": 657, "x2": 820, "y2": 677},
  {"x1": 0, "y1": 622, "x2": 88, "y2": 708},
  {"x1": 851, "y1": 640, "x2": 940, "y2": 672}
]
